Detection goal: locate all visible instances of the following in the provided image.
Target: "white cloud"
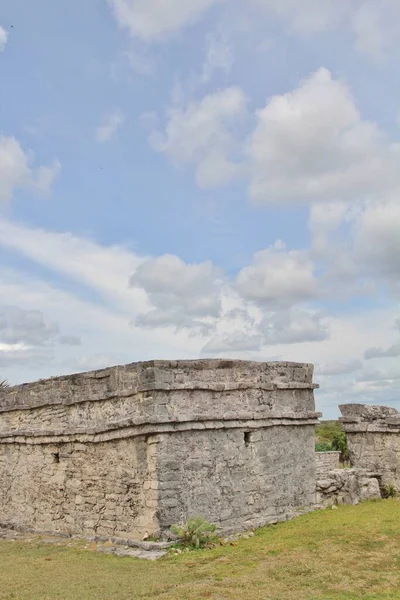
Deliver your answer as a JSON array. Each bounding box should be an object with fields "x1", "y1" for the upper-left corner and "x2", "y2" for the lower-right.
[
  {"x1": 317, "y1": 359, "x2": 362, "y2": 376},
  {"x1": 0, "y1": 306, "x2": 59, "y2": 346},
  {"x1": 0, "y1": 25, "x2": 8, "y2": 51},
  {"x1": 364, "y1": 342, "x2": 400, "y2": 360},
  {"x1": 96, "y1": 109, "x2": 125, "y2": 143},
  {"x1": 150, "y1": 87, "x2": 247, "y2": 187},
  {"x1": 0, "y1": 137, "x2": 31, "y2": 202},
  {"x1": 0, "y1": 136, "x2": 60, "y2": 202},
  {"x1": 253, "y1": 1, "x2": 400, "y2": 63},
  {"x1": 254, "y1": 0, "x2": 349, "y2": 35},
  {"x1": 247, "y1": 68, "x2": 398, "y2": 205},
  {"x1": 354, "y1": 197, "x2": 400, "y2": 282},
  {"x1": 202, "y1": 331, "x2": 262, "y2": 354},
  {"x1": 357, "y1": 365, "x2": 400, "y2": 382},
  {"x1": 131, "y1": 253, "x2": 222, "y2": 331},
  {"x1": 34, "y1": 160, "x2": 62, "y2": 194},
  {"x1": 107, "y1": 0, "x2": 222, "y2": 41},
  {"x1": 0, "y1": 218, "x2": 147, "y2": 314},
  {"x1": 236, "y1": 241, "x2": 318, "y2": 307},
  {"x1": 352, "y1": 0, "x2": 400, "y2": 62},
  {"x1": 262, "y1": 309, "x2": 329, "y2": 345}
]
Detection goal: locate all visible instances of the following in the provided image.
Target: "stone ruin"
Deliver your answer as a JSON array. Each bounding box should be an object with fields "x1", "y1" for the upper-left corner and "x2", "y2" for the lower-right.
[
  {"x1": 340, "y1": 403, "x2": 400, "y2": 491},
  {"x1": 0, "y1": 359, "x2": 399, "y2": 544},
  {"x1": 0, "y1": 359, "x2": 320, "y2": 541}
]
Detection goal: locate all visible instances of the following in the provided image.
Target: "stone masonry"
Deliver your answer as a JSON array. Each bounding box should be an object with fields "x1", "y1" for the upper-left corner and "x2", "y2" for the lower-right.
[
  {"x1": 0, "y1": 360, "x2": 320, "y2": 541},
  {"x1": 315, "y1": 451, "x2": 340, "y2": 475},
  {"x1": 339, "y1": 403, "x2": 400, "y2": 491}
]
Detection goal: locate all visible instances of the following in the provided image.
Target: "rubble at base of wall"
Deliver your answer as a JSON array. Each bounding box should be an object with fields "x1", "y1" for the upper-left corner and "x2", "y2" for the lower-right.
[{"x1": 316, "y1": 469, "x2": 381, "y2": 507}]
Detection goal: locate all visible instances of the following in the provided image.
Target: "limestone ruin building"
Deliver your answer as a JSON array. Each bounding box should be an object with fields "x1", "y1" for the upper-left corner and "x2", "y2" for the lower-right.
[
  {"x1": 1, "y1": 359, "x2": 399, "y2": 545},
  {"x1": 340, "y1": 403, "x2": 400, "y2": 490},
  {"x1": 0, "y1": 359, "x2": 320, "y2": 541}
]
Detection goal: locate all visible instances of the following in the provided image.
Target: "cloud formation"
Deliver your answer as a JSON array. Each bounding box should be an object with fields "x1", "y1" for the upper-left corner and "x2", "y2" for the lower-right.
[
  {"x1": 0, "y1": 25, "x2": 7, "y2": 51},
  {"x1": 0, "y1": 136, "x2": 60, "y2": 202},
  {"x1": 96, "y1": 109, "x2": 125, "y2": 143},
  {"x1": 150, "y1": 87, "x2": 247, "y2": 187},
  {"x1": 107, "y1": 0, "x2": 222, "y2": 41}
]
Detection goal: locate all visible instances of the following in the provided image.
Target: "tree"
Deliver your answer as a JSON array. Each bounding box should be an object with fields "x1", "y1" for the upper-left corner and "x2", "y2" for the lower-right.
[{"x1": 331, "y1": 431, "x2": 349, "y2": 464}]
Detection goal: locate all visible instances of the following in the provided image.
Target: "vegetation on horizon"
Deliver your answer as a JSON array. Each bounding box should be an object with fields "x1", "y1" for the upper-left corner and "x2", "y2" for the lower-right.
[{"x1": 316, "y1": 420, "x2": 350, "y2": 463}]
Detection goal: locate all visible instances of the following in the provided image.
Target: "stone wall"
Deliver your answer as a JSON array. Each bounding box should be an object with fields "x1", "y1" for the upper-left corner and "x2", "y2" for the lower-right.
[
  {"x1": 0, "y1": 359, "x2": 320, "y2": 540},
  {"x1": 339, "y1": 404, "x2": 400, "y2": 491},
  {"x1": 315, "y1": 451, "x2": 340, "y2": 475},
  {"x1": 316, "y1": 469, "x2": 381, "y2": 508}
]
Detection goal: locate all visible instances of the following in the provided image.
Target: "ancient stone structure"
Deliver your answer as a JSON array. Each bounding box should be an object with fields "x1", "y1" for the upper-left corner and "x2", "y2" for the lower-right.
[
  {"x1": 340, "y1": 404, "x2": 400, "y2": 491},
  {"x1": 315, "y1": 451, "x2": 340, "y2": 475},
  {"x1": 315, "y1": 468, "x2": 381, "y2": 507},
  {"x1": 0, "y1": 359, "x2": 320, "y2": 541}
]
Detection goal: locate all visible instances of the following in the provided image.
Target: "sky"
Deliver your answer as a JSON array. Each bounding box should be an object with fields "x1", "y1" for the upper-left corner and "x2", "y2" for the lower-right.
[{"x1": 0, "y1": 0, "x2": 399, "y2": 419}]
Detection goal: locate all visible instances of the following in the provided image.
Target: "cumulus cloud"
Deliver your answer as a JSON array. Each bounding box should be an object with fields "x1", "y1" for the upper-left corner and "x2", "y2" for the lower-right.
[
  {"x1": 34, "y1": 160, "x2": 62, "y2": 194},
  {"x1": 364, "y1": 342, "x2": 400, "y2": 360},
  {"x1": 0, "y1": 25, "x2": 8, "y2": 51},
  {"x1": 247, "y1": 68, "x2": 398, "y2": 205},
  {"x1": 0, "y1": 306, "x2": 59, "y2": 346},
  {"x1": 261, "y1": 309, "x2": 329, "y2": 345},
  {"x1": 0, "y1": 344, "x2": 53, "y2": 368},
  {"x1": 0, "y1": 136, "x2": 60, "y2": 202},
  {"x1": 131, "y1": 254, "x2": 222, "y2": 331},
  {"x1": 150, "y1": 87, "x2": 247, "y2": 187},
  {"x1": 107, "y1": 0, "x2": 222, "y2": 41},
  {"x1": 202, "y1": 331, "x2": 262, "y2": 354},
  {"x1": 356, "y1": 365, "x2": 400, "y2": 382},
  {"x1": 0, "y1": 137, "x2": 32, "y2": 202},
  {"x1": 0, "y1": 306, "x2": 82, "y2": 357},
  {"x1": 254, "y1": 1, "x2": 400, "y2": 63},
  {"x1": 317, "y1": 359, "x2": 362, "y2": 376},
  {"x1": 354, "y1": 198, "x2": 400, "y2": 283},
  {"x1": 236, "y1": 241, "x2": 318, "y2": 308},
  {"x1": 96, "y1": 109, "x2": 125, "y2": 143}
]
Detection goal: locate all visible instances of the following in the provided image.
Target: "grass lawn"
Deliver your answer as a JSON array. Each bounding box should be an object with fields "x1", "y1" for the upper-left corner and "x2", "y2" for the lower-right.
[{"x1": 1, "y1": 500, "x2": 400, "y2": 600}]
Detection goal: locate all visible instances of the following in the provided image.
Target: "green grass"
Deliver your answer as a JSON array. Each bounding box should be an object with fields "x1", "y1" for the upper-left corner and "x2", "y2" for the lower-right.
[{"x1": 1, "y1": 500, "x2": 400, "y2": 600}]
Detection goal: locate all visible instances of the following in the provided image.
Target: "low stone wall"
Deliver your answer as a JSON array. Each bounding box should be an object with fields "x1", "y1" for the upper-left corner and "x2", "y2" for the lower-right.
[
  {"x1": 339, "y1": 403, "x2": 400, "y2": 490},
  {"x1": 316, "y1": 469, "x2": 381, "y2": 507},
  {"x1": 315, "y1": 451, "x2": 340, "y2": 475}
]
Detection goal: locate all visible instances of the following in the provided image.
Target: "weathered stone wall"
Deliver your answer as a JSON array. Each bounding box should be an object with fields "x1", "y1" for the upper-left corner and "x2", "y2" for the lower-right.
[
  {"x1": 315, "y1": 451, "x2": 340, "y2": 475},
  {"x1": 339, "y1": 404, "x2": 400, "y2": 490},
  {"x1": 316, "y1": 469, "x2": 381, "y2": 507},
  {"x1": 0, "y1": 438, "x2": 158, "y2": 539},
  {"x1": 0, "y1": 360, "x2": 320, "y2": 540},
  {"x1": 156, "y1": 425, "x2": 316, "y2": 534}
]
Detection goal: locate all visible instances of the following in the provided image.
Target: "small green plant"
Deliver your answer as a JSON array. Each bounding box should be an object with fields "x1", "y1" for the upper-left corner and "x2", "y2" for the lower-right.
[
  {"x1": 170, "y1": 517, "x2": 217, "y2": 549},
  {"x1": 0, "y1": 379, "x2": 9, "y2": 392},
  {"x1": 315, "y1": 440, "x2": 333, "y2": 452},
  {"x1": 331, "y1": 431, "x2": 350, "y2": 464},
  {"x1": 381, "y1": 483, "x2": 397, "y2": 499}
]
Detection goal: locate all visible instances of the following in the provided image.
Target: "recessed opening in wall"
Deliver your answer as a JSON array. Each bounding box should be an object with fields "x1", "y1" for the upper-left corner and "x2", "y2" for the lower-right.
[
  {"x1": 52, "y1": 452, "x2": 60, "y2": 463},
  {"x1": 244, "y1": 432, "x2": 252, "y2": 446}
]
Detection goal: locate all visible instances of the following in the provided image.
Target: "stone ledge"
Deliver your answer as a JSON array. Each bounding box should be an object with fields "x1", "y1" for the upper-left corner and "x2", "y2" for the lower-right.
[
  {"x1": 0, "y1": 359, "x2": 316, "y2": 413},
  {"x1": 0, "y1": 414, "x2": 321, "y2": 445},
  {"x1": 0, "y1": 381, "x2": 319, "y2": 414}
]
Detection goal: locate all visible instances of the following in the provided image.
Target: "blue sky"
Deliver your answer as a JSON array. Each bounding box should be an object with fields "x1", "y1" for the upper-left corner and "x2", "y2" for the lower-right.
[{"x1": 1, "y1": 0, "x2": 399, "y2": 418}]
